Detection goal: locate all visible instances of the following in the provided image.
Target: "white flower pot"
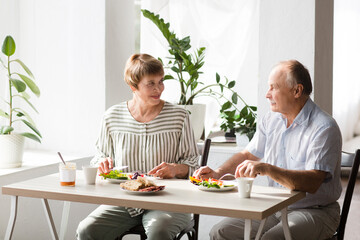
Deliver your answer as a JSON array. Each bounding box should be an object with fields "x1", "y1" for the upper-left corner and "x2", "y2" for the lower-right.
[
  {"x1": 179, "y1": 104, "x2": 206, "y2": 142},
  {"x1": 0, "y1": 134, "x2": 25, "y2": 168},
  {"x1": 235, "y1": 132, "x2": 249, "y2": 148}
]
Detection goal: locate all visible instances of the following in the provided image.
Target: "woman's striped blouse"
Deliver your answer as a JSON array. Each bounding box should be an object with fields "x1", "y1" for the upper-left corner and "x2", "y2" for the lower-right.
[{"x1": 91, "y1": 101, "x2": 200, "y2": 175}]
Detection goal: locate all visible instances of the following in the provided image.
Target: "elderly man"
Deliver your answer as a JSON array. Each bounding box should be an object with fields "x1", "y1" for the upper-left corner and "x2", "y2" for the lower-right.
[{"x1": 194, "y1": 60, "x2": 342, "y2": 240}]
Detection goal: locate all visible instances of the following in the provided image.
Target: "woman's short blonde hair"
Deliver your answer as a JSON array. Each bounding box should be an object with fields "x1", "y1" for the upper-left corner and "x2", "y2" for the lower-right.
[{"x1": 124, "y1": 54, "x2": 164, "y2": 89}]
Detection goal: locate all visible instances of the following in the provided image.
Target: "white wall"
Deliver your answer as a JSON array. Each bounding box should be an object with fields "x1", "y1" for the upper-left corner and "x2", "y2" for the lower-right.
[
  {"x1": 0, "y1": 0, "x2": 20, "y2": 127},
  {"x1": 18, "y1": 0, "x2": 106, "y2": 156},
  {"x1": 0, "y1": 1, "x2": 136, "y2": 157},
  {"x1": 105, "y1": 0, "x2": 134, "y2": 109},
  {"x1": 258, "y1": 0, "x2": 333, "y2": 119},
  {"x1": 333, "y1": 0, "x2": 360, "y2": 141}
]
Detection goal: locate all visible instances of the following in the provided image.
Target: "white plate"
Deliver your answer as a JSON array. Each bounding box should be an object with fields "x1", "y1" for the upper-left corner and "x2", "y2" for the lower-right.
[
  {"x1": 120, "y1": 186, "x2": 165, "y2": 195},
  {"x1": 196, "y1": 181, "x2": 237, "y2": 192},
  {"x1": 106, "y1": 178, "x2": 130, "y2": 183}
]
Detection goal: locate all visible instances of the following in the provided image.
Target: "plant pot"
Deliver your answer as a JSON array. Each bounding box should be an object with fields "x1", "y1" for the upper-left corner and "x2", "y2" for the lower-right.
[
  {"x1": 235, "y1": 132, "x2": 249, "y2": 148},
  {"x1": 225, "y1": 129, "x2": 236, "y2": 139},
  {"x1": 179, "y1": 104, "x2": 206, "y2": 142},
  {"x1": 0, "y1": 134, "x2": 25, "y2": 168}
]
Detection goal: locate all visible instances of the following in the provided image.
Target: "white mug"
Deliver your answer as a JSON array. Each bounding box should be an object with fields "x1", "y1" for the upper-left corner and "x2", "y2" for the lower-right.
[
  {"x1": 236, "y1": 177, "x2": 254, "y2": 198},
  {"x1": 82, "y1": 166, "x2": 98, "y2": 185}
]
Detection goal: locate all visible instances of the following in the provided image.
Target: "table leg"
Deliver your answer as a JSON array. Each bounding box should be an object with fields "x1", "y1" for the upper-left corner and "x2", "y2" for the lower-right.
[
  {"x1": 4, "y1": 196, "x2": 18, "y2": 240},
  {"x1": 59, "y1": 201, "x2": 71, "y2": 240},
  {"x1": 41, "y1": 199, "x2": 59, "y2": 240},
  {"x1": 244, "y1": 219, "x2": 252, "y2": 240},
  {"x1": 255, "y1": 218, "x2": 267, "y2": 240},
  {"x1": 281, "y1": 208, "x2": 292, "y2": 240}
]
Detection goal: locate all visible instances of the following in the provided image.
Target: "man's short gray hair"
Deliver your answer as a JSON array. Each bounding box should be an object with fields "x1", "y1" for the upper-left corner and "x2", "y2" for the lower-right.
[{"x1": 278, "y1": 60, "x2": 313, "y2": 96}]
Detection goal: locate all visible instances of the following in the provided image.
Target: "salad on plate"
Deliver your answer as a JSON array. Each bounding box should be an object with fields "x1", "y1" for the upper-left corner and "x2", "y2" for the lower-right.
[
  {"x1": 189, "y1": 176, "x2": 236, "y2": 192},
  {"x1": 100, "y1": 170, "x2": 144, "y2": 182}
]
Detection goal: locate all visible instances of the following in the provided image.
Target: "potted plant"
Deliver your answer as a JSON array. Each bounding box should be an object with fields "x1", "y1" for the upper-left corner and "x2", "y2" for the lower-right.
[
  {"x1": 142, "y1": 9, "x2": 257, "y2": 141},
  {"x1": 0, "y1": 35, "x2": 42, "y2": 168},
  {"x1": 219, "y1": 92, "x2": 257, "y2": 145}
]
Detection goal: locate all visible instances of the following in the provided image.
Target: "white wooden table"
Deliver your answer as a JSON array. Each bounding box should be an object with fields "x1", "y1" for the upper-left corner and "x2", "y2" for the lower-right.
[{"x1": 2, "y1": 171, "x2": 305, "y2": 240}]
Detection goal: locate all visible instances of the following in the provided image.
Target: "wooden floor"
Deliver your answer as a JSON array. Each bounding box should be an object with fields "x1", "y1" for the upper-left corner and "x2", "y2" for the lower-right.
[{"x1": 340, "y1": 176, "x2": 360, "y2": 240}]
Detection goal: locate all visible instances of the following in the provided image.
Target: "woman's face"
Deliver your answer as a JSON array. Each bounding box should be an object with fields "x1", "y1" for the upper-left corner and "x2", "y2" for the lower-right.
[{"x1": 134, "y1": 74, "x2": 164, "y2": 105}]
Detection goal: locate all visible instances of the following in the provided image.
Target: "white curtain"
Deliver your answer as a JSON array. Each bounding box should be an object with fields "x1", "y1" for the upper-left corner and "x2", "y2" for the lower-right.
[
  {"x1": 140, "y1": 0, "x2": 259, "y2": 136},
  {"x1": 0, "y1": 0, "x2": 106, "y2": 156},
  {"x1": 334, "y1": 0, "x2": 360, "y2": 142}
]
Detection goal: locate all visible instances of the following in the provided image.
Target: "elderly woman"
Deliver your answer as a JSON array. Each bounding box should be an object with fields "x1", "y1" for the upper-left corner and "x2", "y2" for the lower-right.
[{"x1": 76, "y1": 54, "x2": 199, "y2": 240}]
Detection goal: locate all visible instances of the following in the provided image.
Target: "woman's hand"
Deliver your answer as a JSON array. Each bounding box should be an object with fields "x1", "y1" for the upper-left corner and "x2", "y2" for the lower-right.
[
  {"x1": 148, "y1": 162, "x2": 178, "y2": 179},
  {"x1": 192, "y1": 166, "x2": 220, "y2": 180},
  {"x1": 98, "y1": 157, "x2": 114, "y2": 174}
]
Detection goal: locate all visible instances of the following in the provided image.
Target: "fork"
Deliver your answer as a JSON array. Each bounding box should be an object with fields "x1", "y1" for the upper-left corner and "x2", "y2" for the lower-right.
[{"x1": 218, "y1": 173, "x2": 236, "y2": 181}]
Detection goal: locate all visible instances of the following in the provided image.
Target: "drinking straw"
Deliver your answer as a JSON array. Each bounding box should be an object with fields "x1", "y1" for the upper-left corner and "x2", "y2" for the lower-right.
[{"x1": 57, "y1": 152, "x2": 66, "y2": 165}]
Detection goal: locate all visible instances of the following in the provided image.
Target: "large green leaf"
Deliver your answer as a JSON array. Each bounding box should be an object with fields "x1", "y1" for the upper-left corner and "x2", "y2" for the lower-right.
[
  {"x1": 221, "y1": 101, "x2": 232, "y2": 111},
  {"x1": 16, "y1": 73, "x2": 40, "y2": 97},
  {"x1": 12, "y1": 59, "x2": 34, "y2": 79},
  {"x1": 0, "y1": 109, "x2": 9, "y2": 118},
  {"x1": 0, "y1": 126, "x2": 14, "y2": 134},
  {"x1": 14, "y1": 94, "x2": 39, "y2": 113},
  {"x1": 20, "y1": 132, "x2": 41, "y2": 143},
  {"x1": 231, "y1": 93, "x2": 238, "y2": 104},
  {"x1": 216, "y1": 73, "x2": 220, "y2": 83},
  {"x1": 13, "y1": 108, "x2": 36, "y2": 126},
  {"x1": 2, "y1": 36, "x2": 16, "y2": 56},
  {"x1": 10, "y1": 78, "x2": 26, "y2": 93},
  {"x1": 164, "y1": 74, "x2": 174, "y2": 80},
  {"x1": 228, "y1": 81, "x2": 236, "y2": 88},
  {"x1": 21, "y1": 119, "x2": 42, "y2": 138},
  {"x1": 141, "y1": 9, "x2": 175, "y2": 44}
]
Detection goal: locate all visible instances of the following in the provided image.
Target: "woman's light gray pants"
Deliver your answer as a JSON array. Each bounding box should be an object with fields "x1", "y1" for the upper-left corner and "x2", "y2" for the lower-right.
[{"x1": 76, "y1": 205, "x2": 191, "y2": 240}]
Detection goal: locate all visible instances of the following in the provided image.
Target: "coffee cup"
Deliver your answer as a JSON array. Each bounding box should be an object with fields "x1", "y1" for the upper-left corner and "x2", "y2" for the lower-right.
[
  {"x1": 82, "y1": 166, "x2": 98, "y2": 185},
  {"x1": 236, "y1": 177, "x2": 254, "y2": 198}
]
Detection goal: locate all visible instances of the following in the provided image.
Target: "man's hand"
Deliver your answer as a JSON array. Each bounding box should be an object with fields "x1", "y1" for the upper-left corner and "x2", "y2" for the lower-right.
[
  {"x1": 235, "y1": 160, "x2": 268, "y2": 178},
  {"x1": 192, "y1": 166, "x2": 220, "y2": 180},
  {"x1": 148, "y1": 162, "x2": 178, "y2": 179},
  {"x1": 98, "y1": 157, "x2": 113, "y2": 174}
]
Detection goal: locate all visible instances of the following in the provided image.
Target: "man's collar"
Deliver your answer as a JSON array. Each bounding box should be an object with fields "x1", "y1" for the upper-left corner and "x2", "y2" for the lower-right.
[
  {"x1": 292, "y1": 98, "x2": 314, "y2": 125},
  {"x1": 276, "y1": 98, "x2": 314, "y2": 127}
]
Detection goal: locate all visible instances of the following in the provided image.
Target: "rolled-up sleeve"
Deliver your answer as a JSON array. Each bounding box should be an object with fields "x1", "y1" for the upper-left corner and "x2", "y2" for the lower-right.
[{"x1": 306, "y1": 123, "x2": 342, "y2": 181}]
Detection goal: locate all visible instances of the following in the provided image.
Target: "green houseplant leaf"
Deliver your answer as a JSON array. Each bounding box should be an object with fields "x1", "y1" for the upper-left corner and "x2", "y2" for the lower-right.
[
  {"x1": 20, "y1": 132, "x2": 41, "y2": 143},
  {"x1": 142, "y1": 10, "x2": 257, "y2": 139},
  {"x1": 12, "y1": 59, "x2": 35, "y2": 79},
  {"x1": 21, "y1": 119, "x2": 42, "y2": 138},
  {"x1": 16, "y1": 73, "x2": 40, "y2": 97},
  {"x1": 10, "y1": 78, "x2": 26, "y2": 93},
  {"x1": 0, "y1": 126, "x2": 14, "y2": 134},
  {"x1": 0, "y1": 35, "x2": 42, "y2": 143},
  {"x1": 2, "y1": 36, "x2": 16, "y2": 56}
]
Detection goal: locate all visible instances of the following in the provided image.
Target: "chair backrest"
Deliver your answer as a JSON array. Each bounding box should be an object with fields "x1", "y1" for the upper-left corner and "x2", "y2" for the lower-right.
[
  {"x1": 192, "y1": 138, "x2": 211, "y2": 239},
  {"x1": 336, "y1": 149, "x2": 360, "y2": 240},
  {"x1": 200, "y1": 138, "x2": 211, "y2": 167}
]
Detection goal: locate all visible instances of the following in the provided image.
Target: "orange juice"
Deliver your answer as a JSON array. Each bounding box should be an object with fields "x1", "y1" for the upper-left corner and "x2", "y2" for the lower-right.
[{"x1": 59, "y1": 162, "x2": 76, "y2": 186}]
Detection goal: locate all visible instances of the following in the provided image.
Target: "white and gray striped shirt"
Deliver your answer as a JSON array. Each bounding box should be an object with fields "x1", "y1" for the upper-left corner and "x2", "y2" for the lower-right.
[{"x1": 91, "y1": 101, "x2": 199, "y2": 216}]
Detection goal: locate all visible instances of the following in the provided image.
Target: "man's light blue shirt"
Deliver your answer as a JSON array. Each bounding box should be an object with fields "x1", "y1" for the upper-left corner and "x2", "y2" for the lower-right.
[{"x1": 246, "y1": 98, "x2": 342, "y2": 209}]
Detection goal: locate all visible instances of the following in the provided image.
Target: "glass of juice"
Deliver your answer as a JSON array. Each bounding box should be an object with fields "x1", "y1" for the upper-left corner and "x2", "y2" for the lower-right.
[{"x1": 59, "y1": 162, "x2": 76, "y2": 186}]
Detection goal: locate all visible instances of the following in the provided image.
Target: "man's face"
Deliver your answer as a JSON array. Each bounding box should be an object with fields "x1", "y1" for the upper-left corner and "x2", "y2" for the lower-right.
[{"x1": 265, "y1": 66, "x2": 296, "y2": 114}]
